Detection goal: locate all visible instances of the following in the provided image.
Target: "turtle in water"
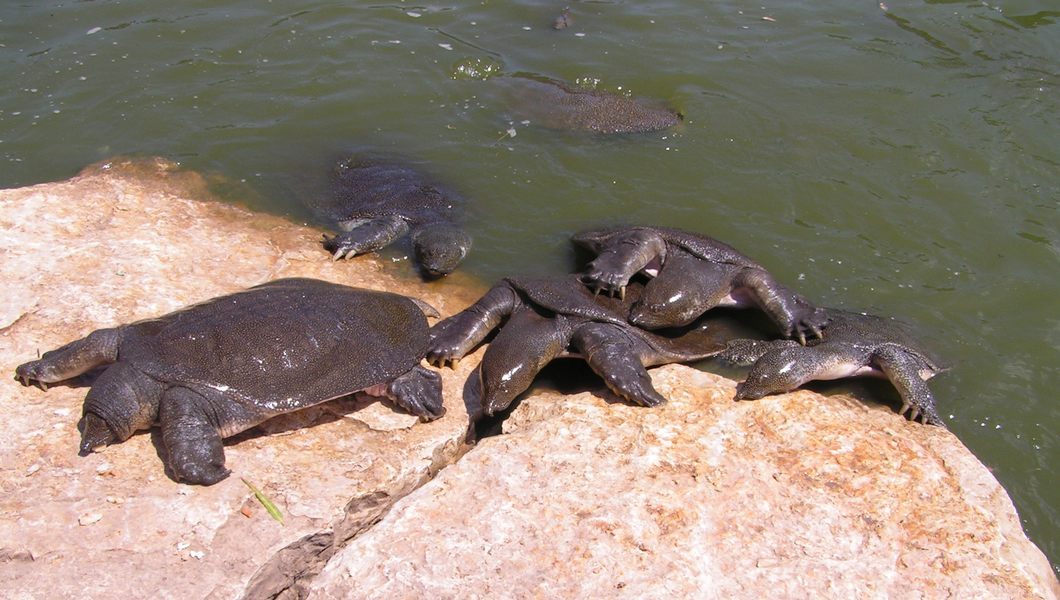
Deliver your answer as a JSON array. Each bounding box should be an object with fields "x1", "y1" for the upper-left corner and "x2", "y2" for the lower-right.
[
  {"x1": 14, "y1": 278, "x2": 445, "y2": 485},
  {"x1": 427, "y1": 275, "x2": 744, "y2": 418},
  {"x1": 720, "y1": 309, "x2": 946, "y2": 425},
  {"x1": 499, "y1": 75, "x2": 681, "y2": 134},
  {"x1": 313, "y1": 157, "x2": 472, "y2": 277},
  {"x1": 573, "y1": 225, "x2": 829, "y2": 343}
]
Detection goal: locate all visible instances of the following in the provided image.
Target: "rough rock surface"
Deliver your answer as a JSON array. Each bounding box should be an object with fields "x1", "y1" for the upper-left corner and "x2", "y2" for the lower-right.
[
  {"x1": 310, "y1": 366, "x2": 1059, "y2": 599},
  {"x1": 0, "y1": 158, "x2": 484, "y2": 599}
]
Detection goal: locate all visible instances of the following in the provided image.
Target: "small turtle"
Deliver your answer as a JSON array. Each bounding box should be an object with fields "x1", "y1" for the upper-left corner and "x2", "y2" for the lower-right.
[
  {"x1": 720, "y1": 309, "x2": 946, "y2": 425},
  {"x1": 427, "y1": 275, "x2": 741, "y2": 417},
  {"x1": 573, "y1": 225, "x2": 828, "y2": 342},
  {"x1": 499, "y1": 75, "x2": 682, "y2": 134},
  {"x1": 315, "y1": 157, "x2": 472, "y2": 276},
  {"x1": 14, "y1": 278, "x2": 444, "y2": 485}
]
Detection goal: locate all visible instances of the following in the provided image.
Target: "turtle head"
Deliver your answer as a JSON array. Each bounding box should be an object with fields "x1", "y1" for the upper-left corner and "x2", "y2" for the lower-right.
[
  {"x1": 411, "y1": 222, "x2": 472, "y2": 277},
  {"x1": 629, "y1": 252, "x2": 718, "y2": 329},
  {"x1": 77, "y1": 412, "x2": 120, "y2": 456},
  {"x1": 629, "y1": 287, "x2": 708, "y2": 330},
  {"x1": 733, "y1": 345, "x2": 810, "y2": 401},
  {"x1": 480, "y1": 358, "x2": 535, "y2": 418}
]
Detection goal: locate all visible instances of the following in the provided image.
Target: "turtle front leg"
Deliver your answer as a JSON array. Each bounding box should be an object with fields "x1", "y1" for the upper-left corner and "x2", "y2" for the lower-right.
[
  {"x1": 386, "y1": 365, "x2": 445, "y2": 421},
  {"x1": 577, "y1": 229, "x2": 667, "y2": 297},
  {"x1": 427, "y1": 282, "x2": 520, "y2": 368},
  {"x1": 323, "y1": 215, "x2": 410, "y2": 260},
  {"x1": 732, "y1": 268, "x2": 829, "y2": 344},
  {"x1": 159, "y1": 387, "x2": 230, "y2": 486},
  {"x1": 572, "y1": 323, "x2": 666, "y2": 407},
  {"x1": 874, "y1": 345, "x2": 943, "y2": 426},
  {"x1": 15, "y1": 327, "x2": 124, "y2": 389}
]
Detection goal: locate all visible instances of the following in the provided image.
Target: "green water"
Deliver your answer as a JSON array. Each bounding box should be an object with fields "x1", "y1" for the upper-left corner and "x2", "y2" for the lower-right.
[{"x1": 1, "y1": 0, "x2": 1056, "y2": 573}]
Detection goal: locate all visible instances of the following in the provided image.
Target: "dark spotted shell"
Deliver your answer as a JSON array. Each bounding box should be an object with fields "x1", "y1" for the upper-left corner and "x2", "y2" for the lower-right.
[{"x1": 122, "y1": 278, "x2": 428, "y2": 416}]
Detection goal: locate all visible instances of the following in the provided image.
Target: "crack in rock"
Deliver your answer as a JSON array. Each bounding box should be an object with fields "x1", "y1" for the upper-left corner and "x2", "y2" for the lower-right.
[{"x1": 240, "y1": 437, "x2": 473, "y2": 599}]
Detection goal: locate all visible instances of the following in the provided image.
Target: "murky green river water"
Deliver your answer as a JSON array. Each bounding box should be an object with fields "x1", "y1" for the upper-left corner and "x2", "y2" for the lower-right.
[{"x1": 1, "y1": 0, "x2": 1056, "y2": 573}]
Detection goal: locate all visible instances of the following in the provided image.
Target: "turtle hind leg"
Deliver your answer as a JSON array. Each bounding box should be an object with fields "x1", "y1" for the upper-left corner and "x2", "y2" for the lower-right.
[
  {"x1": 78, "y1": 362, "x2": 164, "y2": 455},
  {"x1": 323, "y1": 215, "x2": 409, "y2": 260},
  {"x1": 572, "y1": 323, "x2": 666, "y2": 407},
  {"x1": 386, "y1": 365, "x2": 444, "y2": 421},
  {"x1": 874, "y1": 345, "x2": 943, "y2": 426},
  {"x1": 15, "y1": 327, "x2": 125, "y2": 388},
  {"x1": 159, "y1": 387, "x2": 230, "y2": 486}
]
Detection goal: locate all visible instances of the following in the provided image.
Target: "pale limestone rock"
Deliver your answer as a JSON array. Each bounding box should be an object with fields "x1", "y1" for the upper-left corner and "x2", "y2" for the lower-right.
[
  {"x1": 0, "y1": 158, "x2": 483, "y2": 599},
  {"x1": 309, "y1": 366, "x2": 1060, "y2": 600}
]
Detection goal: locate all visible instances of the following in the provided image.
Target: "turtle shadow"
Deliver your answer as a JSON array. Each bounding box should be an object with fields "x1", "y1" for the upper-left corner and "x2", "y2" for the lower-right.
[{"x1": 141, "y1": 391, "x2": 412, "y2": 477}]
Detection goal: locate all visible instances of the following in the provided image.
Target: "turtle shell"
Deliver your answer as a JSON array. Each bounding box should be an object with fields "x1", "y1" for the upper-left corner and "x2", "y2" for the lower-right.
[
  {"x1": 640, "y1": 226, "x2": 760, "y2": 269},
  {"x1": 815, "y1": 309, "x2": 944, "y2": 372},
  {"x1": 122, "y1": 278, "x2": 428, "y2": 417},
  {"x1": 321, "y1": 158, "x2": 460, "y2": 228},
  {"x1": 504, "y1": 275, "x2": 630, "y2": 326}
]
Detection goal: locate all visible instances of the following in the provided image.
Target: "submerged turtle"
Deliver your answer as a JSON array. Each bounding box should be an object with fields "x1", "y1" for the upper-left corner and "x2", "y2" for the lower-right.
[
  {"x1": 14, "y1": 278, "x2": 444, "y2": 485},
  {"x1": 499, "y1": 75, "x2": 681, "y2": 134},
  {"x1": 427, "y1": 275, "x2": 742, "y2": 418},
  {"x1": 573, "y1": 225, "x2": 828, "y2": 343},
  {"x1": 314, "y1": 157, "x2": 472, "y2": 276},
  {"x1": 720, "y1": 309, "x2": 945, "y2": 425}
]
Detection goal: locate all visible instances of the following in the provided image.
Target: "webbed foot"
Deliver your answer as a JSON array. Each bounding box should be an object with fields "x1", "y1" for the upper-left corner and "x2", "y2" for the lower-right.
[
  {"x1": 580, "y1": 269, "x2": 628, "y2": 299},
  {"x1": 426, "y1": 318, "x2": 477, "y2": 368},
  {"x1": 898, "y1": 398, "x2": 943, "y2": 426},
  {"x1": 388, "y1": 366, "x2": 445, "y2": 421},
  {"x1": 787, "y1": 306, "x2": 830, "y2": 345}
]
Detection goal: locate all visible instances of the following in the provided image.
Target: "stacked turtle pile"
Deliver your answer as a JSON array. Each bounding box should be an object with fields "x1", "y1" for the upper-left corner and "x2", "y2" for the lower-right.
[{"x1": 428, "y1": 224, "x2": 945, "y2": 426}]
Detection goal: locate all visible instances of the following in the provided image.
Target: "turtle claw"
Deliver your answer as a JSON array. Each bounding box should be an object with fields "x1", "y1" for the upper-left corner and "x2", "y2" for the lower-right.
[
  {"x1": 37, "y1": 380, "x2": 48, "y2": 391},
  {"x1": 618, "y1": 286, "x2": 625, "y2": 301},
  {"x1": 796, "y1": 330, "x2": 807, "y2": 346}
]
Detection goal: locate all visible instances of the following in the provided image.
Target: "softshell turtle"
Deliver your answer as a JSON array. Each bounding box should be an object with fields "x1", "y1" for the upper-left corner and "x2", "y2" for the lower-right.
[
  {"x1": 14, "y1": 278, "x2": 444, "y2": 485},
  {"x1": 500, "y1": 75, "x2": 681, "y2": 134},
  {"x1": 314, "y1": 157, "x2": 472, "y2": 276},
  {"x1": 573, "y1": 225, "x2": 828, "y2": 342},
  {"x1": 720, "y1": 309, "x2": 945, "y2": 425},
  {"x1": 427, "y1": 275, "x2": 739, "y2": 417}
]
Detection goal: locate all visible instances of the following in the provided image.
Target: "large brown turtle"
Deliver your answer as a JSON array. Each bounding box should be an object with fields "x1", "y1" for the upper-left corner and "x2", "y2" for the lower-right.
[
  {"x1": 14, "y1": 278, "x2": 444, "y2": 485},
  {"x1": 427, "y1": 275, "x2": 744, "y2": 418}
]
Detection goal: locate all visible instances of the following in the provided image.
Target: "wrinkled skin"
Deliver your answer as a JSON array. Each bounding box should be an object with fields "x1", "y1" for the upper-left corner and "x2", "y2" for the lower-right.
[
  {"x1": 573, "y1": 226, "x2": 828, "y2": 343},
  {"x1": 720, "y1": 309, "x2": 946, "y2": 426},
  {"x1": 427, "y1": 275, "x2": 743, "y2": 418},
  {"x1": 14, "y1": 278, "x2": 444, "y2": 485},
  {"x1": 312, "y1": 157, "x2": 472, "y2": 277},
  {"x1": 500, "y1": 76, "x2": 682, "y2": 134}
]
